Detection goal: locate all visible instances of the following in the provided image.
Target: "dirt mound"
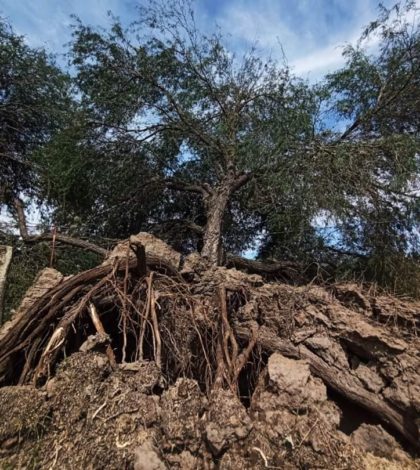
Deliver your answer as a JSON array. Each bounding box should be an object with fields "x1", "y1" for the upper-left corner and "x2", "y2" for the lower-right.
[{"x1": 0, "y1": 235, "x2": 419, "y2": 468}]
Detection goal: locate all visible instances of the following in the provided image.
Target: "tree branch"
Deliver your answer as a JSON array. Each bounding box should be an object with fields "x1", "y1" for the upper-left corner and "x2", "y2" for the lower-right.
[
  {"x1": 12, "y1": 198, "x2": 109, "y2": 257},
  {"x1": 226, "y1": 254, "x2": 302, "y2": 277},
  {"x1": 25, "y1": 234, "x2": 109, "y2": 257},
  {"x1": 165, "y1": 179, "x2": 213, "y2": 196},
  {"x1": 231, "y1": 172, "x2": 253, "y2": 192}
]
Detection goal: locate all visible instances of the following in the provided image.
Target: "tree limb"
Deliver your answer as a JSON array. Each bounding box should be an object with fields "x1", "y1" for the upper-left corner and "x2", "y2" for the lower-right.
[
  {"x1": 226, "y1": 253, "x2": 301, "y2": 276},
  {"x1": 232, "y1": 172, "x2": 253, "y2": 192},
  {"x1": 12, "y1": 197, "x2": 109, "y2": 257},
  {"x1": 25, "y1": 234, "x2": 109, "y2": 257},
  {"x1": 165, "y1": 179, "x2": 211, "y2": 196}
]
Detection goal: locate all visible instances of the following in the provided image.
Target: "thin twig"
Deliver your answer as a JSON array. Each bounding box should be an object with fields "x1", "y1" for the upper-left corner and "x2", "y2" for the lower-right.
[{"x1": 139, "y1": 272, "x2": 154, "y2": 360}]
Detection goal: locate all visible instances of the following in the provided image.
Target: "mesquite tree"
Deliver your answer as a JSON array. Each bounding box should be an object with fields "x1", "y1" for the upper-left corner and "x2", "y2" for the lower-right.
[
  {"x1": 67, "y1": 1, "x2": 314, "y2": 265},
  {"x1": 31, "y1": 0, "x2": 419, "y2": 294}
]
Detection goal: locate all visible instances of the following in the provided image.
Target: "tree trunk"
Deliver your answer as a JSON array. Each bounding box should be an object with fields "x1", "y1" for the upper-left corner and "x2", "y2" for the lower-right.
[{"x1": 201, "y1": 183, "x2": 231, "y2": 266}]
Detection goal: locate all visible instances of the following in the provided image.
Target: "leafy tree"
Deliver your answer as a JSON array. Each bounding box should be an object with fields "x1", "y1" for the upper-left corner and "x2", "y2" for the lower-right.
[
  {"x1": 32, "y1": 0, "x2": 419, "y2": 296},
  {"x1": 261, "y1": 2, "x2": 419, "y2": 281},
  {"x1": 54, "y1": 1, "x2": 315, "y2": 265},
  {"x1": 325, "y1": 3, "x2": 419, "y2": 261},
  {"x1": 0, "y1": 19, "x2": 71, "y2": 221}
]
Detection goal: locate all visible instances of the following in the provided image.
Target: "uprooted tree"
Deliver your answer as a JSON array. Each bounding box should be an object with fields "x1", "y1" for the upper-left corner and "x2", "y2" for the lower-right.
[
  {"x1": 0, "y1": 3, "x2": 420, "y2": 467},
  {"x1": 0, "y1": 234, "x2": 419, "y2": 468}
]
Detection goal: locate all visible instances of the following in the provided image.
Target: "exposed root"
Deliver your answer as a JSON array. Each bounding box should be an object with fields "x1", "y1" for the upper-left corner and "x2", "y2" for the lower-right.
[{"x1": 0, "y1": 238, "x2": 419, "y2": 459}]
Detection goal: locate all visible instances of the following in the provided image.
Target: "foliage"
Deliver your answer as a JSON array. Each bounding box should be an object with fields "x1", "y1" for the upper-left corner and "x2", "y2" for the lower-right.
[
  {"x1": 260, "y1": 1, "x2": 420, "y2": 289},
  {"x1": 321, "y1": 1, "x2": 420, "y2": 255},
  {"x1": 0, "y1": 1, "x2": 419, "y2": 296},
  {"x1": 0, "y1": 19, "x2": 71, "y2": 210},
  {"x1": 37, "y1": 1, "x2": 316, "y2": 263}
]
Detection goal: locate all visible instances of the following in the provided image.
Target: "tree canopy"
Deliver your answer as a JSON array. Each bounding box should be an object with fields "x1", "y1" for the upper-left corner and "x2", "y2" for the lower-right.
[
  {"x1": 1, "y1": 1, "x2": 419, "y2": 294},
  {"x1": 0, "y1": 19, "x2": 71, "y2": 216}
]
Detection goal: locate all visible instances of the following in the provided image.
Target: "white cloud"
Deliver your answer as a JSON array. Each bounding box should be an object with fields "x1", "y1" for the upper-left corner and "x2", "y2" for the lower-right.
[
  {"x1": 1, "y1": 0, "x2": 417, "y2": 77},
  {"x1": 199, "y1": 0, "x2": 397, "y2": 77},
  {"x1": 0, "y1": 0, "x2": 132, "y2": 53}
]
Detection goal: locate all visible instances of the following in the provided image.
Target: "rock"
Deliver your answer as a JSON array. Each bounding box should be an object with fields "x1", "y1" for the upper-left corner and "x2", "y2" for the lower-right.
[
  {"x1": 339, "y1": 317, "x2": 408, "y2": 356},
  {"x1": 333, "y1": 283, "x2": 370, "y2": 311},
  {"x1": 268, "y1": 353, "x2": 311, "y2": 394},
  {"x1": 383, "y1": 374, "x2": 420, "y2": 412},
  {"x1": 134, "y1": 442, "x2": 167, "y2": 470},
  {"x1": 304, "y1": 334, "x2": 349, "y2": 368},
  {"x1": 266, "y1": 352, "x2": 327, "y2": 409}
]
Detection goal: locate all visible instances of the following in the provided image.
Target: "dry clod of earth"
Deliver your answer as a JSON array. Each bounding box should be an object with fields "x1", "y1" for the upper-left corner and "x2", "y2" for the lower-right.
[{"x1": 0, "y1": 233, "x2": 419, "y2": 469}]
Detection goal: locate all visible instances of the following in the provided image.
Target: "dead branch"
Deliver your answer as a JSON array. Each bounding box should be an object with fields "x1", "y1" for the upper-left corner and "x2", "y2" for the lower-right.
[
  {"x1": 25, "y1": 234, "x2": 109, "y2": 257},
  {"x1": 12, "y1": 197, "x2": 109, "y2": 257},
  {"x1": 88, "y1": 302, "x2": 117, "y2": 368},
  {"x1": 226, "y1": 254, "x2": 302, "y2": 278}
]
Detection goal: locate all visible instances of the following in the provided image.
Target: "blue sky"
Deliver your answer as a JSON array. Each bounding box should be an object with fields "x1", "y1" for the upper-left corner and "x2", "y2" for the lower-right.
[{"x1": 0, "y1": 0, "x2": 399, "y2": 79}]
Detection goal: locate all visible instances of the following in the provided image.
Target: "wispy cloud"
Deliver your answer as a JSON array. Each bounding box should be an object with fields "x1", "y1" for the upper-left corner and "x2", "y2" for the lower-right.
[
  {"x1": 198, "y1": 0, "x2": 397, "y2": 77},
  {"x1": 0, "y1": 0, "x2": 406, "y2": 77},
  {"x1": 0, "y1": 0, "x2": 133, "y2": 54}
]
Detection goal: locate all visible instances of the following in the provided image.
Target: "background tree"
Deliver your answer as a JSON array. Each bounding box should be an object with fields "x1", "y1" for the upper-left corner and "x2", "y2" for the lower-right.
[
  {"x1": 259, "y1": 1, "x2": 419, "y2": 290},
  {"x1": 0, "y1": 19, "x2": 71, "y2": 225}
]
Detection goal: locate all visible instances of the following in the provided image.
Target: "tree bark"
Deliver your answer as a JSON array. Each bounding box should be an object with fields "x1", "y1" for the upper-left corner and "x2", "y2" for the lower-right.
[
  {"x1": 200, "y1": 172, "x2": 253, "y2": 267},
  {"x1": 200, "y1": 183, "x2": 231, "y2": 266},
  {"x1": 13, "y1": 198, "x2": 29, "y2": 239}
]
